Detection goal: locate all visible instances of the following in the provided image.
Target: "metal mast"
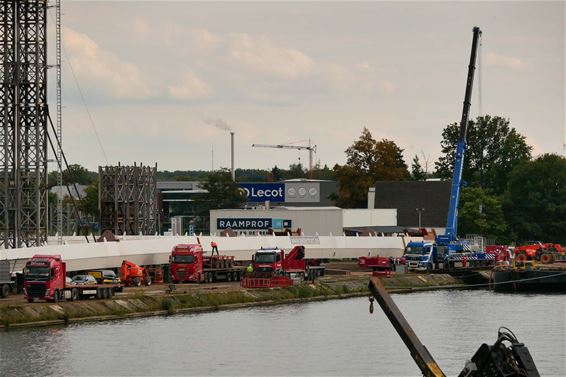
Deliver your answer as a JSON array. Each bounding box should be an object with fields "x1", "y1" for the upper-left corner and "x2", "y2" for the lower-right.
[
  {"x1": 56, "y1": 0, "x2": 62, "y2": 244},
  {"x1": 442, "y1": 26, "x2": 482, "y2": 242},
  {"x1": 0, "y1": 0, "x2": 49, "y2": 248}
]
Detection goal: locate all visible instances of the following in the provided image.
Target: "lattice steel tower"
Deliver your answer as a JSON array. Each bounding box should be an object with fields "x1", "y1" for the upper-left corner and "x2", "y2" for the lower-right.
[
  {"x1": 99, "y1": 163, "x2": 157, "y2": 235},
  {"x1": 0, "y1": 1, "x2": 49, "y2": 248}
]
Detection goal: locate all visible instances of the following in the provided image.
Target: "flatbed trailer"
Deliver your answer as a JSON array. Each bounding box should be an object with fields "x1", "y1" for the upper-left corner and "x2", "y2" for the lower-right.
[
  {"x1": 170, "y1": 244, "x2": 246, "y2": 283},
  {"x1": 25, "y1": 282, "x2": 121, "y2": 303},
  {"x1": 23, "y1": 254, "x2": 121, "y2": 303}
]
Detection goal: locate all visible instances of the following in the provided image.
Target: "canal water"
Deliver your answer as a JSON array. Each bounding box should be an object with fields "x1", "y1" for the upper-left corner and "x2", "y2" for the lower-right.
[{"x1": 1, "y1": 290, "x2": 564, "y2": 376}]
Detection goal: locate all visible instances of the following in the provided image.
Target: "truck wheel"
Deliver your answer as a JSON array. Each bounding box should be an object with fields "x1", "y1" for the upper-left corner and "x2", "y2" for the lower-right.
[
  {"x1": 427, "y1": 263, "x2": 433, "y2": 272},
  {"x1": 27, "y1": 298, "x2": 34, "y2": 303},
  {"x1": 0, "y1": 284, "x2": 9, "y2": 298},
  {"x1": 144, "y1": 277, "x2": 152, "y2": 286},
  {"x1": 133, "y1": 277, "x2": 141, "y2": 287},
  {"x1": 96, "y1": 288, "x2": 103, "y2": 299},
  {"x1": 71, "y1": 288, "x2": 79, "y2": 301}
]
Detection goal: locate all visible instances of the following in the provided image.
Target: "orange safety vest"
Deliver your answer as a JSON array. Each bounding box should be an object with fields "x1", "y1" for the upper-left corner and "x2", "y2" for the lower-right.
[{"x1": 211, "y1": 241, "x2": 217, "y2": 247}]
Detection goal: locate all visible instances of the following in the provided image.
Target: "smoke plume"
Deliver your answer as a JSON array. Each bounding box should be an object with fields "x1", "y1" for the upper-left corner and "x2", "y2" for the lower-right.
[{"x1": 205, "y1": 117, "x2": 232, "y2": 131}]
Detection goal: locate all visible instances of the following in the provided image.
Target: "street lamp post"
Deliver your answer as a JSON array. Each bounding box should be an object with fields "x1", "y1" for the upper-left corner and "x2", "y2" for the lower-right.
[{"x1": 415, "y1": 208, "x2": 425, "y2": 228}]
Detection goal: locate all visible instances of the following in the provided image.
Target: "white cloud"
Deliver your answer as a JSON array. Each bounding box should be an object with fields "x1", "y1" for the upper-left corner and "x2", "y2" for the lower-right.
[
  {"x1": 63, "y1": 27, "x2": 154, "y2": 99},
  {"x1": 484, "y1": 52, "x2": 527, "y2": 70},
  {"x1": 168, "y1": 72, "x2": 213, "y2": 100},
  {"x1": 226, "y1": 33, "x2": 314, "y2": 79}
]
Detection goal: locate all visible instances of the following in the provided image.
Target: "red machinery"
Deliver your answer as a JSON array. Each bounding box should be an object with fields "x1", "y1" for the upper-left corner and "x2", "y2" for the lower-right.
[
  {"x1": 241, "y1": 246, "x2": 324, "y2": 288},
  {"x1": 514, "y1": 242, "x2": 565, "y2": 264},
  {"x1": 358, "y1": 256, "x2": 394, "y2": 277},
  {"x1": 169, "y1": 244, "x2": 244, "y2": 283},
  {"x1": 24, "y1": 254, "x2": 120, "y2": 302},
  {"x1": 120, "y1": 260, "x2": 152, "y2": 287},
  {"x1": 485, "y1": 245, "x2": 511, "y2": 263}
]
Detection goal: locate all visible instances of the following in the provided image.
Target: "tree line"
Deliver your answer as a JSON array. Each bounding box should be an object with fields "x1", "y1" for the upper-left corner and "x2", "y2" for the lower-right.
[{"x1": 52, "y1": 114, "x2": 565, "y2": 244}]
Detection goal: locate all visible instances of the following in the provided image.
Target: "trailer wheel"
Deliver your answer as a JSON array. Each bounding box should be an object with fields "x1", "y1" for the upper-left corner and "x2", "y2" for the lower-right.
[
  {"x1": 144, "y1": 277, "x2": 152, "y2": 286},
  {"x1": 109, "y1": 288, "x2": 115, "y2": 298},
  {"x1": 71, "y1": 288, "x2": 79, "y2": 301},
  {"x1": 227, "y1": 272, "x2": 232, "y2": 282},
  {"x1": 208, "y1": 273, "x2": 214, "y2": 283},
  {"x1": 0, "y1": 284, "x2": 9, "y2": 298},
  {"x1": 540, "y1": 253, "x2": 554, "y2": 264}
]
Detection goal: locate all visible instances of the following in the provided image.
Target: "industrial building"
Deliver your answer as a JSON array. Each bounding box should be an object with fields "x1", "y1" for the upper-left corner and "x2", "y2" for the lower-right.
[
  {"x1": 210, "y1": 207, "x2": 397, "y2": 236},
  {"x1": 372, "y1": 181, "x2": 451, "y2": 229}
]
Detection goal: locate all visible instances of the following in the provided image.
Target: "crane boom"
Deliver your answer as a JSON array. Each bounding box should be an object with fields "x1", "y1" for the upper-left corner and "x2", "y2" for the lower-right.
[
  {"x1": 442, "y1": 26, "x2": 482, "y2": 243},
  {"x1": 252, "y1": 139, "x2": 317, "y2": 177},
  {"x1": 252, "y1": 143, "x2": 313, "y2": 151}
]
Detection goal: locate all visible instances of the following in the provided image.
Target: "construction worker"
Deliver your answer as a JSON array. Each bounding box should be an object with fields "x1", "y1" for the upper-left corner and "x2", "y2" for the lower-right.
[
  {"x1": 211, "y1": 241, "x2": 219, "y2": 256},
  {"x1": 246, "y1": 263, "x2": 254, "y2": 276}
]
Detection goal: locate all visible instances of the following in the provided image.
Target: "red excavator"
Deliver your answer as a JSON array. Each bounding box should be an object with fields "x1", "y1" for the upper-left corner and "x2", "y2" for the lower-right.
[
  {"x1": 514, "y1": 242, "x2": 565, "y2": 264},
  {"x1": 120, "y1": 260, "x2": 152, "y2": 286}
]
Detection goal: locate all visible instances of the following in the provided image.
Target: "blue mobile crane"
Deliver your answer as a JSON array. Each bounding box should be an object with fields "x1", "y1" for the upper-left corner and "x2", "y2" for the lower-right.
[{"x1": 404, "y1": 27, "x2": 495, "y2": 271}]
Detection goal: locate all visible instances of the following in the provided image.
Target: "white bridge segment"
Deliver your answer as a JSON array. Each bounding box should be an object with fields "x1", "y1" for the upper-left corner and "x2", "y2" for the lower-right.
[{"x1": 0, "y1": 235, "x2": 417, "y2": 273}]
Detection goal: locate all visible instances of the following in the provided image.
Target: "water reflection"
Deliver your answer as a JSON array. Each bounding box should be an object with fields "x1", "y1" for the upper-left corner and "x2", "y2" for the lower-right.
[{"x1": 0, "y1": 291, "x2": 564, "y2": 376}]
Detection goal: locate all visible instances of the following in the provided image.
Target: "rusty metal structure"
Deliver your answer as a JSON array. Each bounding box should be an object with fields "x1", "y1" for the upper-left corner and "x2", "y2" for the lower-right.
[
  {"x1": 99, "y1": 163, "x2": 157, "y2": 235},
  {"x1": 0, "y1": 0, "x2": 49, "y2": 248}
]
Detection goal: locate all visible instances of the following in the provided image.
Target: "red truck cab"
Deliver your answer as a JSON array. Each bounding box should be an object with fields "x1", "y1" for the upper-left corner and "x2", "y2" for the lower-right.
[
  {"x1": 252, "y1": 248, "x2": 284, "y2": 275},
  {"x1": 169, "y1": 244, "x2": 205, "y2": 283},
  {"x1": 170, "y1": 244, "x2": 240, "y2": 283},
  {"x1": 252, "y1": 246, "x2": 319, "y2": 279},
  {"x1": 169, "y1": 244, "x2": 203, "y2": 283},
  {"x1": 24, "y1": 254, "x2": 66, "y2": 303}
]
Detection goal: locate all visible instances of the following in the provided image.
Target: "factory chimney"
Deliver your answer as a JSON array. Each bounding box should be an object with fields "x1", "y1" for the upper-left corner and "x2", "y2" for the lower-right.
[{"x1": 230, "y1": 131, "x2": 235, "y2": 181}]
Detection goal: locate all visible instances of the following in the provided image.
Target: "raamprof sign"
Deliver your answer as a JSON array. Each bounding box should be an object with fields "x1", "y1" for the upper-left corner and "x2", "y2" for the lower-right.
[
  {"x1": 217, "y1": 218, "x2": 292, "y2": 230},
  {"x1": 239, "y1": 183, "x2": 285, "y2": 203}
]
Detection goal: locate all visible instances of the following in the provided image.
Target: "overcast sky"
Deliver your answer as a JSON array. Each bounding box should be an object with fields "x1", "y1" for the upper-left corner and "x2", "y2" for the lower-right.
[{"x1": 49, "y1": 1, "x2": 565, "y2": 173}]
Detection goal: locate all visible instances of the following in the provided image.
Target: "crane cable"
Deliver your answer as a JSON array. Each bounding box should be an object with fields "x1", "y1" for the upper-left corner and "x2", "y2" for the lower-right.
[
  {"x1": 48, "y1": 8, "x2": 110, "y2": 165},
  {"x1": 478, "y1": 31, "x2": 483, "y2": 119}
]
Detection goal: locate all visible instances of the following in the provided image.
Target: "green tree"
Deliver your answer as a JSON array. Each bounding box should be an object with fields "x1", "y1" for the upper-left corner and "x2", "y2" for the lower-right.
[
  {"x1": 201, "y1": 169, "x2": 247, "y2": 209},
  {"x1": 311, "y1": 163, "x2": 336, "y2": 180},
  {"x1": 458, "y1": 187, "x2": 508, "y2": 243},
  {"x1": 334, "y1": 128, "x2": 408, "y2": 207},
  {"x1": 283, "y1": 163, "x2": 308, "y2": 179},
  {"x1": 271, "y1": 165, "x2": 283, "y2": 181},
  {"x1": 48, "y1": 164, "x2": 97, "y2": 187},
  {"x1": 435, "y1": 115, "x2": 532, "y2": 194},
  {"x1": 503, "y1": 154, "x2": 566, "y2": 243},
  {"x1": 79, "y1": 180, "x2": 99, "y2": 219},
  {"x1": 410, "y1": 155, "x2": 426, "y2": 181}
]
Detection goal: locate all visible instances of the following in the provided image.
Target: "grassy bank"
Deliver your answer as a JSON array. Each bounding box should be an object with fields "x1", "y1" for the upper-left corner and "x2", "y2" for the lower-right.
[{"x1": 0, "y1": 274, "x2": 469, "y2": 330}]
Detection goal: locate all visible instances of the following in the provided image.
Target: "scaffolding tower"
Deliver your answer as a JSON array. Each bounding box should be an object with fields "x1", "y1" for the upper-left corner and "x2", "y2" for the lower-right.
[
  {"x1": 99, "y1": 163, "x2": 157, "y2": 235},
  {"x1": 0, "y1": 0, "x2": 49, "y2": 248}
]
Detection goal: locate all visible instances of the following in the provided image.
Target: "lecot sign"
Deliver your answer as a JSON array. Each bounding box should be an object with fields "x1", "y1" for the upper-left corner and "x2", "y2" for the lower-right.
[{"x1": 238, "y1": 183, "x2": 285, "y2": 202}]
